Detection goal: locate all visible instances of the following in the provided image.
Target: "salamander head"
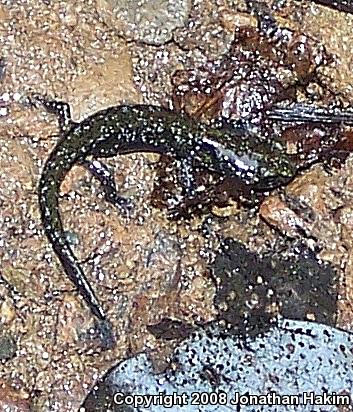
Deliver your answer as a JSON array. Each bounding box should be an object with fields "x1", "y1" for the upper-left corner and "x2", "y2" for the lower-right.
[{"x1": 251, "y1": 152, "x2": 296, "y2": 191}]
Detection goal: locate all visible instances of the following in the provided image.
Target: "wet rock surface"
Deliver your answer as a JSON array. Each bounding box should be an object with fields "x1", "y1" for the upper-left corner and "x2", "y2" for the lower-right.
[
  {"x1": 0, "y1": 0, "x2": 353, "y2": 411},
  {"x1": 82, "y1": 318, "x2": 353, "y2": 412},
  {"x1": 104, "y1": 0, "x2": 192, "y2": 45},
  {"x1": 82, "y1": 237, "x2": 350, "y2": 411}
]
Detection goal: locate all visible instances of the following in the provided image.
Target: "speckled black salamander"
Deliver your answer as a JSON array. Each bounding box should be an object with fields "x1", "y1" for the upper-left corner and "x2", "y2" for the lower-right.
[{"x1": 37, "y1": 97, "x2": 296, "y2": 324}]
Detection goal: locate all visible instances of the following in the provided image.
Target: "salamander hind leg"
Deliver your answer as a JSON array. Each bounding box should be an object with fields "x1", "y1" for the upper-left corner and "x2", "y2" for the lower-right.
[
  {"x1": 80, "y1": 159, "x2": 134, "y2": 217},
  {"x1": 28, "y1": 93, "x2": 75, "y2": 133}
]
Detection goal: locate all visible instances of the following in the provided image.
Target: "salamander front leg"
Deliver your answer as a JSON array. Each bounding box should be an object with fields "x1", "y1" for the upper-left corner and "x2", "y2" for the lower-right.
[
  {"x1": 80, "y1": 159, "x2": 134, "y2": 216},
  {"x1": 178, "y1": 158, "x2": 199, "y2": 198},
  {"x1": 165, "y1": 157, "x2": 206, "y2": 218}
]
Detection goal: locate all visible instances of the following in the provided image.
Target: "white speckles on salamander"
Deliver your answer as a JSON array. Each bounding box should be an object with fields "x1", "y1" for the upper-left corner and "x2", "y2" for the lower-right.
[{"x1": 37, "y1": 97, "x2": 296, "y2": 331}]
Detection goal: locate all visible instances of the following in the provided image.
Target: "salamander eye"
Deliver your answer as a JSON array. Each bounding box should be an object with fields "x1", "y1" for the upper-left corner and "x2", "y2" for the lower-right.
[{"x1": 197, "y1": 139, "x2": 221, "y2": 169}]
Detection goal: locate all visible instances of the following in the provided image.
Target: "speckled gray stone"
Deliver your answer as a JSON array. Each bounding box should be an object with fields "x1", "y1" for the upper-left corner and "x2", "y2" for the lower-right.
[
  {"x1": 0, "y1": 334, "x2": 16, "y2": 361},
  {"x1": 100, "y1": 318, "x2": 353, "y2": 411},
  {"x1": 110, "y1": 0, "x2": 192, "y2": 45}
]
